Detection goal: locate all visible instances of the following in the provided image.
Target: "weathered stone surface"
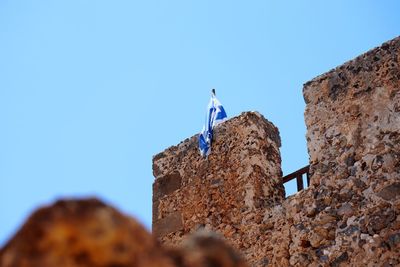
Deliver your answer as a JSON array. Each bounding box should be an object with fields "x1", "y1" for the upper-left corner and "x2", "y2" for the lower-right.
[
  {"x1": 378, "y1": 182, "x2": 400, "y2": 201},
  {"x1": 304, "y1": 36, "x2": 400, "y2": 188},
  {"x1": 296, "y1": 36, "x2": 400, "y2": 265},
  {"x1": 153, "y1": 211, "x2": 183, "y2": 238},
  {"x1": 153, "y1": 36, "x2": 400, "y2": 266},
  {"x1": 152, "y1": 111, "x2": 284, "y2": 263},
  {"x1": 153, "y1": 172, "x2": 182, "y2": 199},
  {"x1": 0, "y1": 198, "x2": 248, "y2": 267}
]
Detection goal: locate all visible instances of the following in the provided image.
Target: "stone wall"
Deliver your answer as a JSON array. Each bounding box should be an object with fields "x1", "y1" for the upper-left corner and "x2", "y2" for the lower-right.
[
  {"x1": 152, "y1": 112, "x2": 284, "y2": 262},
  {"x1": 153, "y1": 36, "x2": 400, "y2": 266},
  {"x1": 304, "y1": 36, "x2": 400, "y2": 188}
]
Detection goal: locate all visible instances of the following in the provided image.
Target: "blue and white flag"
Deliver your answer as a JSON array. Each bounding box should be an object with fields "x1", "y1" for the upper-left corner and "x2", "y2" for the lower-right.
[{"x1": 199, "y1": 91, "x2": 227, "y2": 157}]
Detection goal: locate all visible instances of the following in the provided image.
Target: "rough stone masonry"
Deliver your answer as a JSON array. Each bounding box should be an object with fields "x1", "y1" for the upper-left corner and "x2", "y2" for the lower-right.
[
  {"x1": 152, "y1": 112, "x2": 284, "y2": 250},
  {"x1": 153, "y1": 36, "x2": 400, "y2": 266}
]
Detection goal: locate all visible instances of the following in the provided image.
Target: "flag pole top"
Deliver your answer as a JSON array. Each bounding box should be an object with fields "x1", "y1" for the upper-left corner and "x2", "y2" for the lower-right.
[{"x1": 212, "y1": 88, "x2": 216, "y2": 96}]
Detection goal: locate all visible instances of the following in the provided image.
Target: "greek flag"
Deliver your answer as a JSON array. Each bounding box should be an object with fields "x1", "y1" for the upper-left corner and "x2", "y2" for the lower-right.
[{"x1": 199, "y1": 90, "x2": 227, "y2": 157}]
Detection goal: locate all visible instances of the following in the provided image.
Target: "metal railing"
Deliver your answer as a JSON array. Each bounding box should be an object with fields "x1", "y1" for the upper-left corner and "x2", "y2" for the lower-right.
[{"x1": 282, "y1": 165, "x2": 310, "y2": 192}]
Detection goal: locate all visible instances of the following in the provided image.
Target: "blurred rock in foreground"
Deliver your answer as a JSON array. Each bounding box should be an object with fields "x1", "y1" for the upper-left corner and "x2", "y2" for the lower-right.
[{"x1": 0, "y1": 198, "x2": 247, "y2": 267}]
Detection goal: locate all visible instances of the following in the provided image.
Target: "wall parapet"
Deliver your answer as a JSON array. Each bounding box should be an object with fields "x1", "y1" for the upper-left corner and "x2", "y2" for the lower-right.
[{"x1": 152, "y1": 111, "x2": 284, "y2": 261}]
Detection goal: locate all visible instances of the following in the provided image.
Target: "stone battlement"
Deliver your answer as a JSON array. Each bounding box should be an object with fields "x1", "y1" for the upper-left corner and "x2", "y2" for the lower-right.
[{"x1": 152, "y1": 112, "x2": 284, "y2": 242}]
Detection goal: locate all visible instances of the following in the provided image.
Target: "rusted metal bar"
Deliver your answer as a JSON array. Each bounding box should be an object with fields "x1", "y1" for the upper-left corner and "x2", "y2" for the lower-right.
[
  {"x1": 282, "y1": 165, "x2": 310, "y2": 192},
  {"x1": 282, "y1": 165, "x2": 309, "y2": 183},
  {"x1": 296, "y1": 175, "x2": 304, "y2": 191}
]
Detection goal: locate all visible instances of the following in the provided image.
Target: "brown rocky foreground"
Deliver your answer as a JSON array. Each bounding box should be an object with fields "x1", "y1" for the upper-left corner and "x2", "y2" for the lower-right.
[{"x1": 0, "y1": 198, "x2": 248, "y2": 267}]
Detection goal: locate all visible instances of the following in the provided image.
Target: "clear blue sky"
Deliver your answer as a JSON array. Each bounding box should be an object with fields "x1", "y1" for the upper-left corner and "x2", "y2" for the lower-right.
[{"x1": 1, "y1": 1, "x2": 399, "y2": 246}]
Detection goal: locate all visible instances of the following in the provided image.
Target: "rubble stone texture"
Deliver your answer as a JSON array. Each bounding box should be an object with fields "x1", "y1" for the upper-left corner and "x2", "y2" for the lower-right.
[
  {"x1": 0, "y1": 198, "x2": 248, "y2": 267},
  {"x1": 152, "y1": 112, "x2": 284, "y2": 258},
  {"x1": 153, "y1": 36, "x2": 400, "y2": 266},
  {"x1": 153, "y1": 112, "x2": 290, "y2": 266}
]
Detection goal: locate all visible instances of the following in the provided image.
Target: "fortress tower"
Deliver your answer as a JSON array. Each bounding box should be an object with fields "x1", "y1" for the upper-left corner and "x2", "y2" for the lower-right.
[{"x1": 152, "y1": 112, "x2": 284, "y2": 255}]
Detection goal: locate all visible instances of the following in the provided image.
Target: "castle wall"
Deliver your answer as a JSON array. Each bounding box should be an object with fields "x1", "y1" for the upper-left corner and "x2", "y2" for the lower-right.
[
  {"x1": 304, "y1": 37, "x2": 400, "y2": 189},
  {"x1": 152, "y1": 36, "x2": 400, "y2": 266},
  {"x1": 152, "y1": 112, "x2": 284, "y2": 262},
  {"x1": 286, "y1": 36, "x2": 400, "y2": 266}
]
